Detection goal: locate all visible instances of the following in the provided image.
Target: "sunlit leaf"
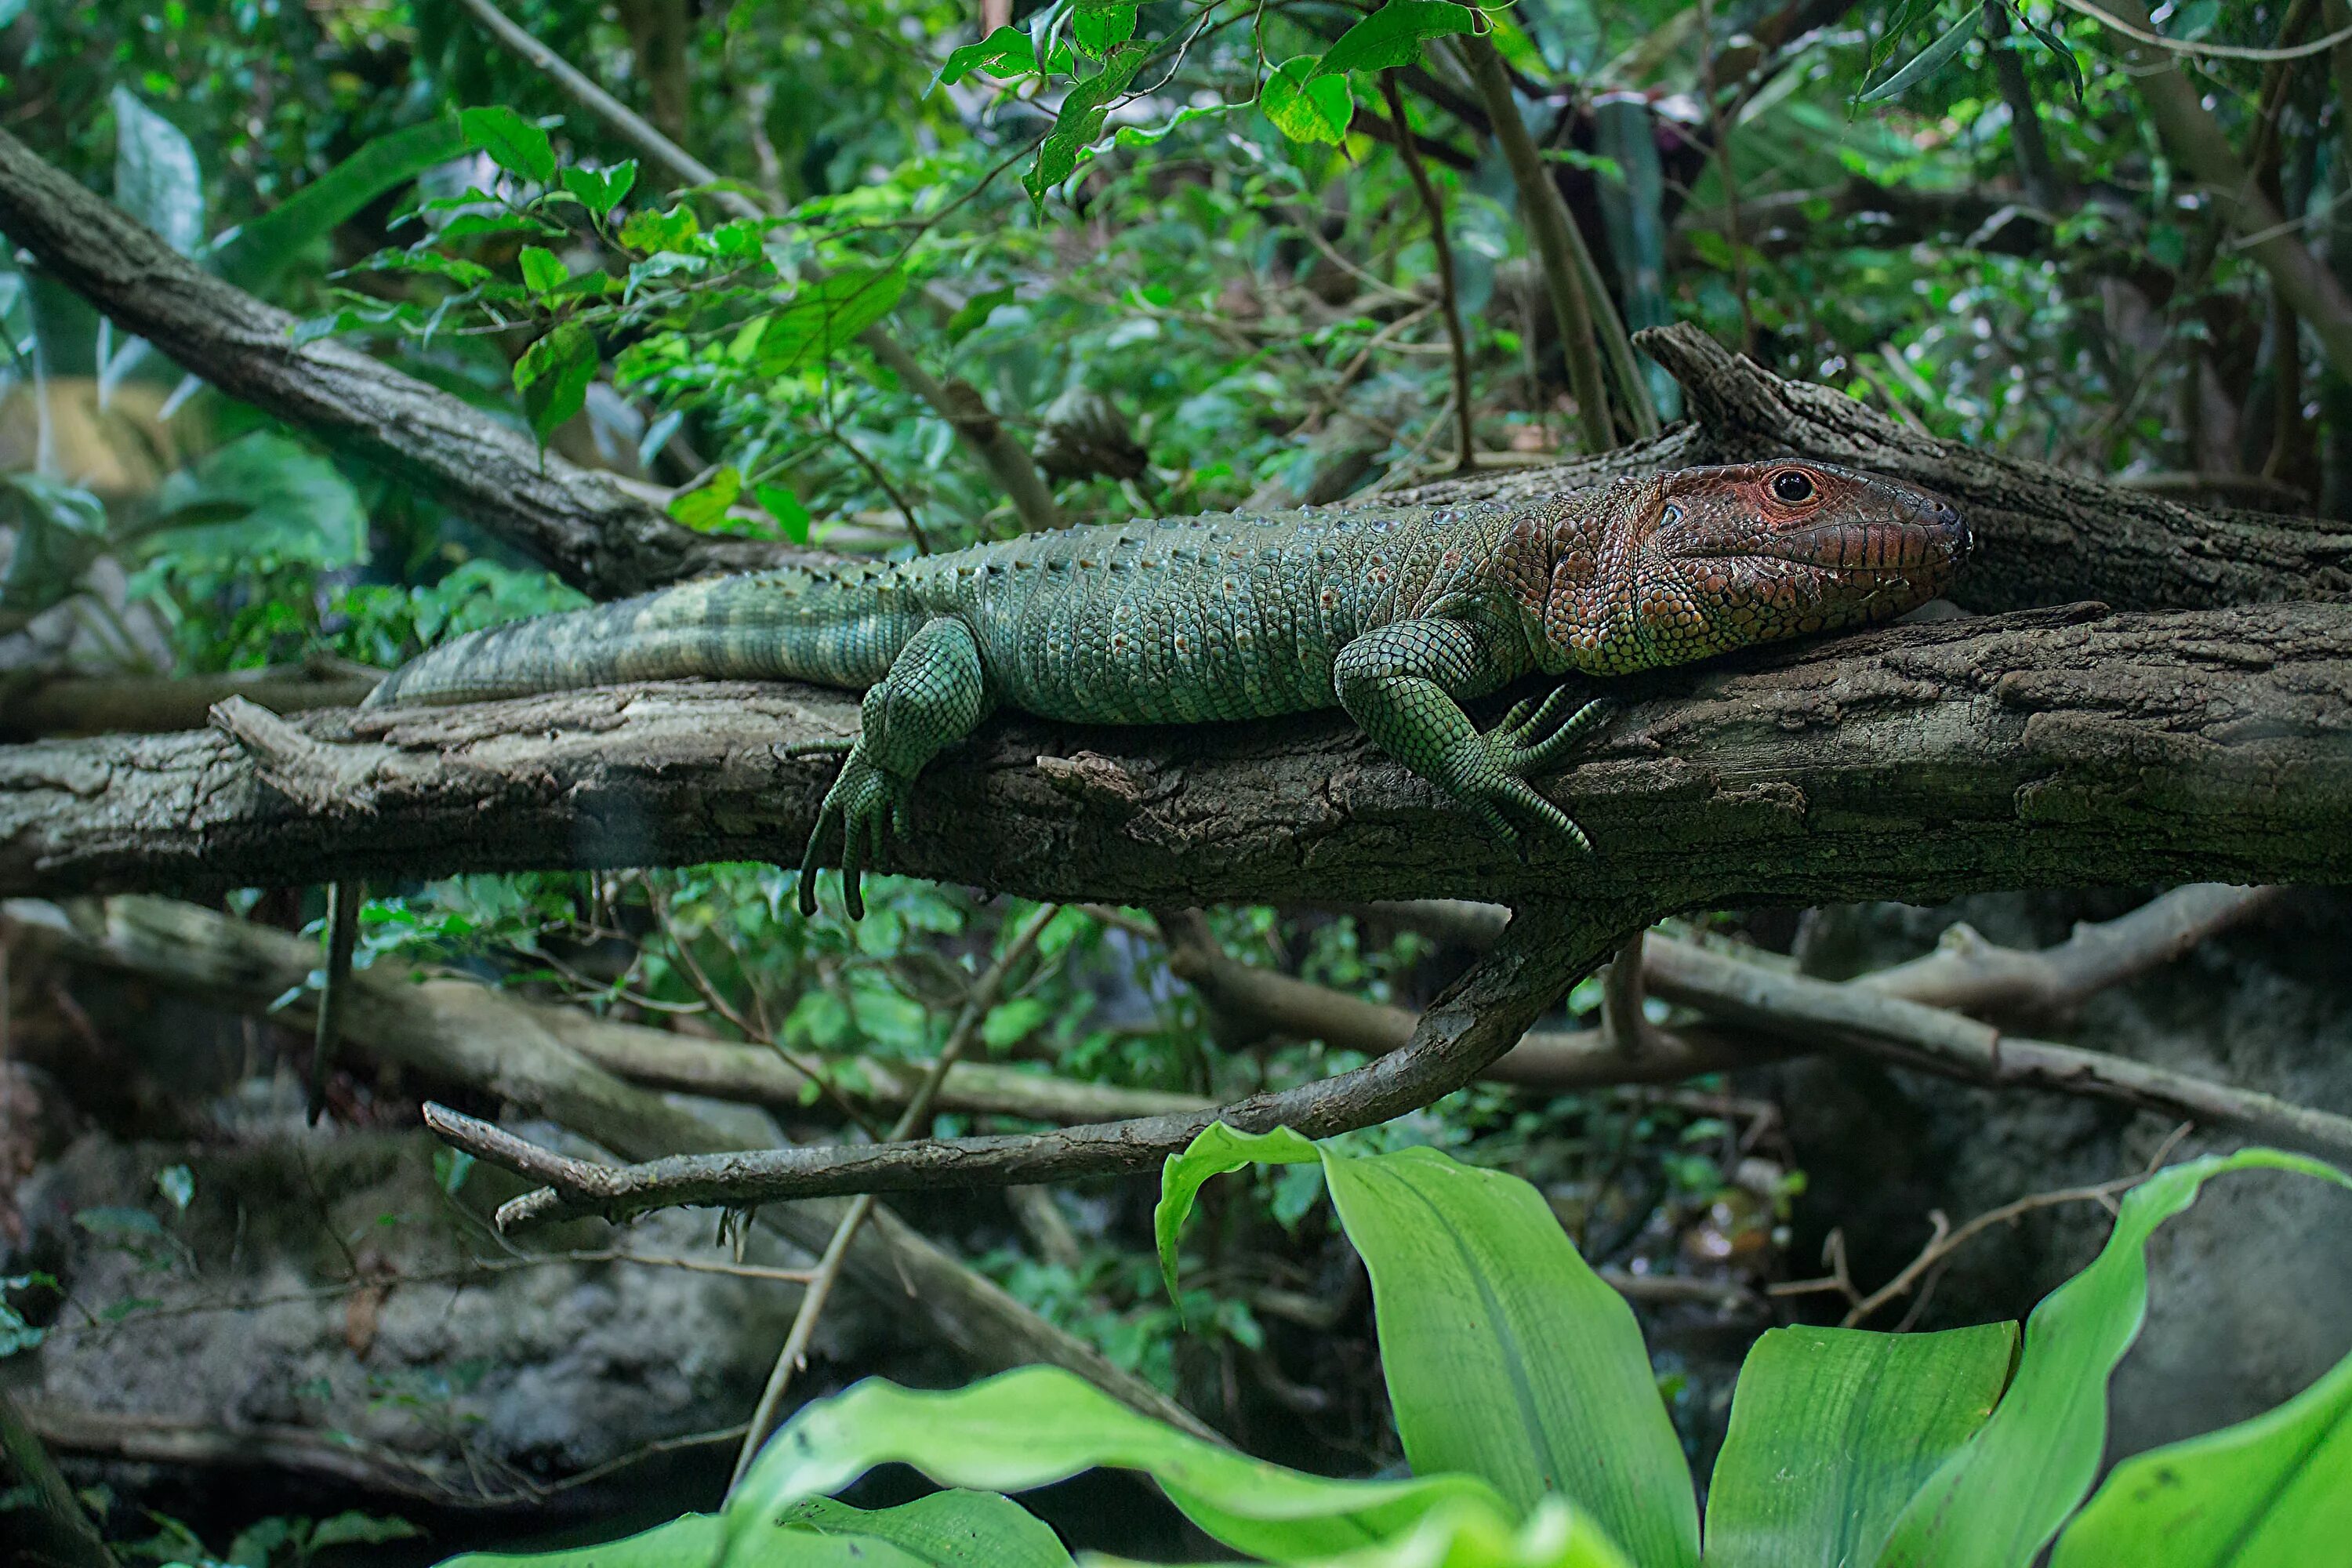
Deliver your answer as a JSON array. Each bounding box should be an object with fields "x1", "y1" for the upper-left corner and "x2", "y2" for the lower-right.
[
  {"x1": 668, "y1": 465, "x2": 742, "y2": 530},
  {"x1": 1261, "y1": 57, "x2": 1355, "y2": 146},
  {"x1": 1073, "y1": 3, "x2": 1138, "y2": 56},
  {"x1": 938, "y1": 24, "x2": 1039, "y2": 85},
  {"x1": 560, "y1": 160, "x2": 637, "y2": 218},
  {"x1": 517, "y1": 245, "x2": 567, "y2": 296},
  {"x1": 1312, "y1": 1, "x2": 1483, "y2": 78},
  {"x1": 1024, "y1": 45, "x2": 1149, "y2": 201},
  {"x1": 755, "y1": 481, "x2": 812, "y2": 543}
]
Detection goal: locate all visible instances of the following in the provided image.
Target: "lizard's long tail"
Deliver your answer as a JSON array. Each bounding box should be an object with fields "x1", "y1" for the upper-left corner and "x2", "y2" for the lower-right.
[{"x1": 363, "y1": 563, "x2": 926, "y2": 708}]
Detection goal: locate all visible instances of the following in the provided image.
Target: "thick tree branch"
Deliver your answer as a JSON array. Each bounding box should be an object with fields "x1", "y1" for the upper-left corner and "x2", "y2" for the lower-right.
[
  {"x1": 0, "y1": 128, "x2": 800, "y2": 599},
  {"x1": 0, "y1": 659, "x2": 382, "y2": 741},
  {"x1": 1390, "y1": 324, "x2": 2352, "y2": 612},
  {"x1": 4, "y1": 604, "x2": 2348, "y2": 911},
  {"x1": 449, "y1": 901, "x2": 1629, "y2": 1230}
]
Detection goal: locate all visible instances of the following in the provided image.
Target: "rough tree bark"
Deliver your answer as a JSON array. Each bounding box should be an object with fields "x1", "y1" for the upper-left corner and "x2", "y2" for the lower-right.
[{"x1": 4, "y1": 603, "x2": 2347, "y2": 910}]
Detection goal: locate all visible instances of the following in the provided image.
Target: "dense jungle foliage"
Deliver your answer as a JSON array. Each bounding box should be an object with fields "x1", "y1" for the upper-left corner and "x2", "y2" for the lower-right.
[{"x1": 0, "y1": 0, "x2": 2347, "y2": 1562}]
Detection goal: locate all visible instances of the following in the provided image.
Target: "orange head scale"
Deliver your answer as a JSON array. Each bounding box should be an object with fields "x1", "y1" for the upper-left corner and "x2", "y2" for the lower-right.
[{"x1": 1522, "y1": 459, "x2": 1971, "y2": 677}]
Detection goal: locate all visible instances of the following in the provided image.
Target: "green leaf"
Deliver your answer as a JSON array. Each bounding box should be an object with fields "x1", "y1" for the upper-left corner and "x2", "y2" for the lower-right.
[
  {"x1": 1312, "y1": 1, "x2": 1482, "y2": 78},
  {"x1": 755, "y1": 482, "x2": 812, "y2": 543},
  {"x1": 757, "y1": 267, "x2": 908, "y2": 372},
  {"x1": 212, "y1": 118, "x2": 469, "y2": 292},
  {"x1": 2009, "y1": 9, "x2": 2085, "y2": 103},
  {"x1": 439, "y1": 1512, "x2": 721, "y2": 1568},
  {"x1": 1702, "y1": 1323, "x2": 2017, "y2": 1568},
  {"x1": 1024, "y1": 46, "x2": 1149, "y2": 201},
  {"x1": 668, "y1": 465, "x2": 742, "y2": 531},
  {"x1": 619, "y1": 202, "x2": 700, "y2": 252},
  {"x1": 1859, "y1": 10, "x2": 1980, "y2": 103},
  {"x1": 1073, "y1": 4, "x2": 1138, "y2": 55},
  {"x1": 560, "y1": 161, "x2": 637, "y2": 218},
  {"x1": 1323, "y1": 1146, "x2": 1701, "y2": 1566},
  {"x1": 2051, "y1": 1337, "x2": 2352, "y2": 1566},
  {"x1": 731, "y1": 1366, "x2": 1514, "y2": 1562},
  {"x1": 143, "y1": 431, "x2": 369, "y2": 572},
  {"x1": 1875, "y1": 1149, "x2": 2352, "y2": 1568},
  {"x1": 111, "y1": 85, "x2": 205, "y2": 256},
  {"x1": 1091, "y1": 1497, "x2": 1636, "y2": 1568},
  {"x1": 461, "y1": 105, "x2": 557, "y2": 183},
  {"x1": 938, "y1": 25, "x2": 1039, "y2": 85},
  {"x1": 517, "y1": 245, "x2": 567, "y2": 296},
  {"x1": 308, "y1": 1513, "x2": 423, "y2": 1549},
  {"x1": 514, "y1": 321, "x2": 597, "y2": 443},
  {"x1": 981, "y1": 995, "x2": 1054, "y2": 1051},
  {"x1": 771, "y1": 1492, "x2": 1073, "y2": 1566},
  {"x1": 1261, "y1": 57, "x2": 1355, "y2": 146},
  {"x1": 1156, "y1": 1123, "x2": 1321, "y2": 1299}
]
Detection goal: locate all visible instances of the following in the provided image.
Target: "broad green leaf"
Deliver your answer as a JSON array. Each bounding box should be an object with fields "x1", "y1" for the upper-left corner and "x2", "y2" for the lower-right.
[
  {"x1": 514, "y1": 321, "x2": 597, "y2": 443},
  {"x1": 668, "y1": 465, "x2": 742, "y2": 530},
  {"x1": 2049, "y1": 1333, "x2": 2352, "y2": 1566},
  {"x1": 213, "y1": 117, "x2": 470, "y2": 291},
  {"x1": 561, "y1": 161, "x2": 637, "y2": 217},
  {"x1": 440, "y1": 1512, "x2": 722, "y2": 1567},
  {"x1": 308, "y1": 1513, "x2": 423, "y2": 1549},
  {"x1": 1312, "y1": 1, "x2": 1482, "y2": 78},
  {"x1": 755, "y1": 481, "x2": 812, "y2": 543},
  {"x1": 1024, "y1": 46, "x2": 1149, "y2": 201},
  {"x1": 1073, "y1": 3, "x2": 1138, "y2": 55},
  {"x1": 1704, "y1": 1323, "x2": 2016, "y2": 1568},
  {"x1": 111, "y1": 85, "x2": 205, "y2": 256},
  {"x1": 0, "y1": 474, "x2": 109, "y2": 619},
  {"x1": 938, "y1": 25, "x2": 1038, "y2": 85},
  {"x1": 772, "y1": 1492, "x2": 1073, "y2": 1566},
  {"x1": 517, "y1": 245, "x2": 567, "y2": 296},
  {"x1": 1261, "y1": 58, "x2": 1355, "y2": 146},
  {"x1": 462, "y1": 105, "x2": 557, "y2": 183},
  {"x1": 1156, "y1": 1123, "x2": 1320, "y2": 1298},
  {"x1": 731, "y1": 1366, "x2": 1514, "y2": 1562},
  {"x1": 619, "y1": 204, "x2": 699, "y2": 252},
  {"x1": 1089, "y1": 1497, "x2": 1636, "y2": 1568},
  {"x1": 1323, "y1": 1147, "x2": 1701, "y2": 1567},
  {"x1": 1858, "y1": 11, "x2": 1980, "y2": 103},
  {"x1": 757, "y1": 268, "x2": 907, "y2": 372},
  {"x1": 1875, "y1": 1149, "x2": 2352, "y2": 1568}
]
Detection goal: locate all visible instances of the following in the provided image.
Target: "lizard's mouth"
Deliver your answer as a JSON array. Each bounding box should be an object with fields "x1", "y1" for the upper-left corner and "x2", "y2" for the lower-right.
[{"x1": 1691, "y1": 503, "x2": 1971, "y2": 576}]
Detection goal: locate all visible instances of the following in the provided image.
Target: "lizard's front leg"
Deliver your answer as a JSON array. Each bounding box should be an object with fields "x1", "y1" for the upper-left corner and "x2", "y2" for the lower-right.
[
  {"x1": 1333, "y1": 616, "x2": 1610, "y2": 855},
  {"x1": 798, "y1": 616, "x2": 993, "y2": 918}
]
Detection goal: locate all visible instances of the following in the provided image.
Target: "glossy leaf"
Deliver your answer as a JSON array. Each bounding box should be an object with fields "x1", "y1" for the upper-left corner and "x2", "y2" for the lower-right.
[
  {"x1": 1261, "y1": 57, "x2": 1355, "y2": 145},
  {"x1": 1875, "y1": 1149, "x2": 2352, "y2": 1568},
  {"x1": 1311, "y1": 1, "x2": 1482, "y2": 78},
  {"x1": 1073, "y1": 3, "x2": 1138, "y2": 55},
  {"x1": 2049, "y1": 1330, "x2": 2352, "y2": 1566},
  {"x1": 731, "y1": 1365, "x2": 1514, "y2": 1563},
  {"x1": 1089, "y1": 1497, "x2": 1635, "y2": 1568},
  {"x1": 770, "y1": 1492, "x2": 1073, "y2": 1566},
  {"x1": 212, "y1": 117, "x2": 470, "y2": 291},
  {"x1": 462, "y1": 104, "x2": 557, "y2": 183},
  {"x1": 514, "y1": 321, "x2": 597, "y2": 443},
  {"x1": 755, "y1": 481, "x2": 812, "y2": 543},
  {"x1": 1859, "y1": 10, "x2": 1980, "y2": 103},
  {"x1": 111, "y1": 85, "x2": 205, "y2": 255},
  {"x1": 669, "y1": 465, "x2": 742, "y2": 530},
  {"x1": 1703, "y1": 1323, "x2": 2016, "y2": 1568},
  {"x1": 1156, "y1": 1123, "x2": 1319, "y2": 1298},
  {"x1": 518, "y1": 245, "x2": 567, "y2": 296},
  {"x1": 560, "y1": 161, "x2": 637, "y2": 218}
]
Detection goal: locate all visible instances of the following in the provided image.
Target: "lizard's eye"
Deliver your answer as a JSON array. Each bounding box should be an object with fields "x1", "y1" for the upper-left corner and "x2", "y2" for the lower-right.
[{"x1": 1769, "y1": 469, "x2": 1817, "y2": 504}]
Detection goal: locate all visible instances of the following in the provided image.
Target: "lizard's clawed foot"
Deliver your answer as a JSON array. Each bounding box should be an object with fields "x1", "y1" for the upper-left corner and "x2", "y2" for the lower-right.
[
  {"x1": 797, "y1": 750, "x2": 914, "y2": 920},
  {"x1": 1450, "y1": 689, "x2": 1616, "y2": 857}
]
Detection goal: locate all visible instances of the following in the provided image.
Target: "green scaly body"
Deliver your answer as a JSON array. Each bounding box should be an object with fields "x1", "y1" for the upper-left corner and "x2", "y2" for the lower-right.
[{"x1": 371, "y1": 462, "x2": 1969, "y2": 915}]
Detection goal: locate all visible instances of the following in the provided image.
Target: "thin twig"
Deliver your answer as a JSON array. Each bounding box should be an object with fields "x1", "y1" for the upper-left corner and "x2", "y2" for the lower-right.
[
  {"x1": 727, "y1": 902, "x2": 1062, "y2": 1490},
  {"x1": 1380, "y1": 72, "x2": 1476, "y2": 473}
]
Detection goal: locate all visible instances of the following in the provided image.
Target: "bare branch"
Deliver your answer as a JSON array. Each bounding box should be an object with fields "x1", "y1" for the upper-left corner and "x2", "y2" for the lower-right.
[
  {"x1": 0, "y1": 660, "x2": 379, "y2": 742},
  {"x1": 459, "y1": 902, "x2": 1631, "y2": 1230}
]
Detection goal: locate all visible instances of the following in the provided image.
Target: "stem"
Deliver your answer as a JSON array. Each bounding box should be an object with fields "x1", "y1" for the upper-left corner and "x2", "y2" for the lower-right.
[
  {"x1": 726, "y1": 902, "x2": 1062, "y2": 1490},
  {"x1": 1380, "y1": 73, "x2": 1477, "y2": 471},
  {"x1": 1454, "y1": 34, "x2": 1615, "y2": 452}
]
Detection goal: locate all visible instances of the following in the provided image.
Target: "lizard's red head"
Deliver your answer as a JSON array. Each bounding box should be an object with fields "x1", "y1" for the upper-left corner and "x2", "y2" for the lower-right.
[{"x1": 1527, "y1": 460, "x2": 1969, "y2": 676}]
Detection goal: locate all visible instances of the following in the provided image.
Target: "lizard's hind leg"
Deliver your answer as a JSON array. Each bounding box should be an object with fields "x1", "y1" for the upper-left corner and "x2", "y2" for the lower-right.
[{"x1": 797, "y1": 616, "x2": 991, "y2": 920}]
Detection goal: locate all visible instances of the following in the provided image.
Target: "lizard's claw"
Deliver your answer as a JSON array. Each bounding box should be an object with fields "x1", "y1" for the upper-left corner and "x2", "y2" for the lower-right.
[
  {"x1": 797, "y1": 750, "x2": 915, "y2": 920},
  {"x1": 1449, "y1": 690, "x2": 1616, "y2": 858}
]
